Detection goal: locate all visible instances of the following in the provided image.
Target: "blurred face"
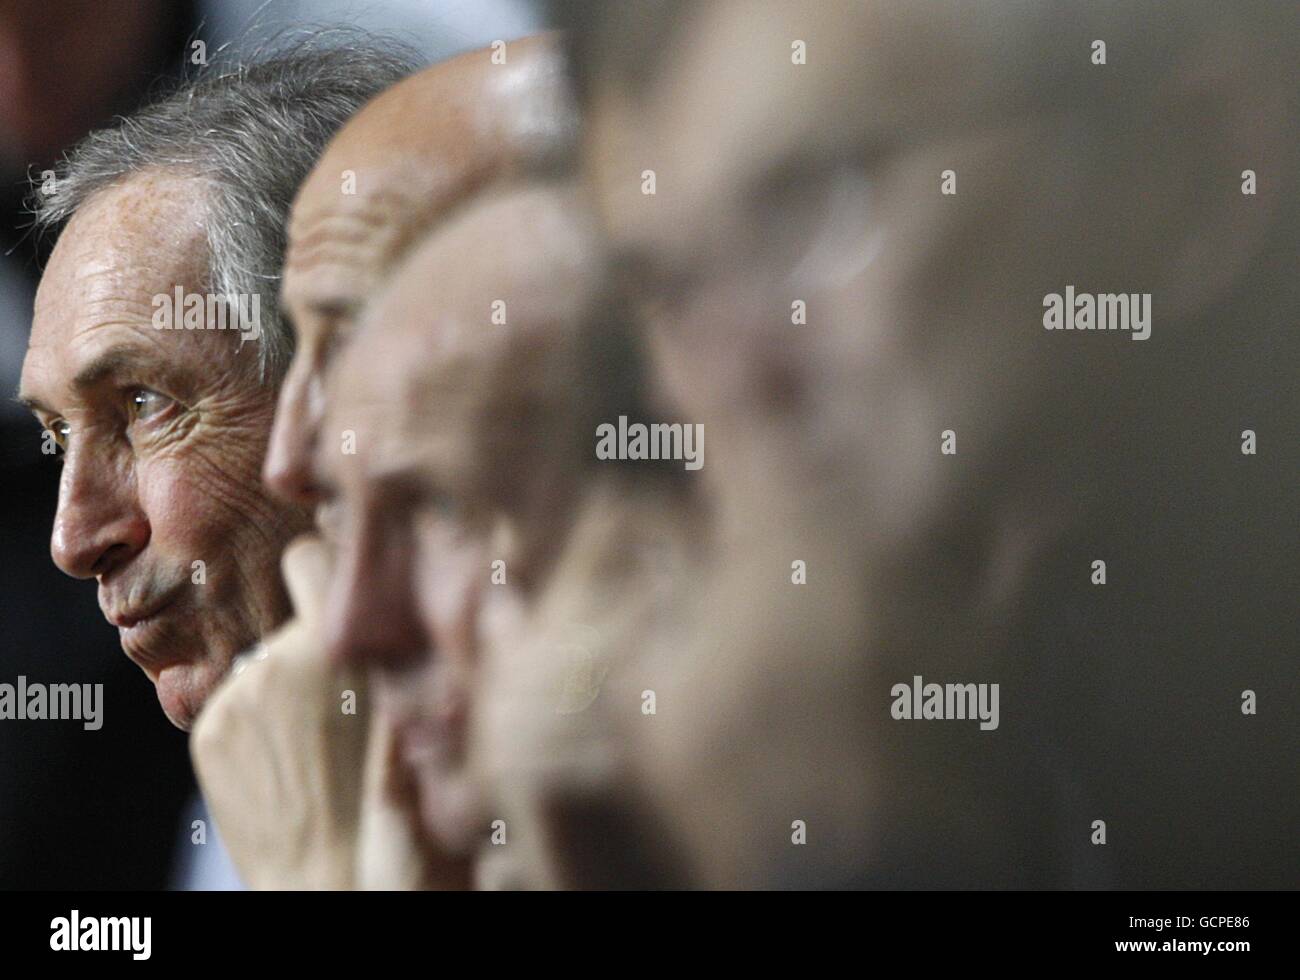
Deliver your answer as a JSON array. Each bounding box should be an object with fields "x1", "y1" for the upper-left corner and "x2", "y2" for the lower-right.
[
  {"x1": 576, "y1": 1, "x2": 1283, "y2": 887},
  {"x1": 581, "y1": 2, "x2": 879, "y2": 513},
  {"x1": 585, "y1": 0, "x2": 1252, "y2": 529},
  {"x1": 318, "y1": 311, "x2": 491, "y2": 853},
  {"x1": 316, "y1": 184, "x2": 599, "y2": 855},
  {"x1": 269, "y1": 36, "x2": 571, "y2": 511},
  {"x1": 18, "y1": 171, "x2": 310, "y2": 729},
  {"x1": 631, "y1": 18, "x2": 848, "y2": 495}
]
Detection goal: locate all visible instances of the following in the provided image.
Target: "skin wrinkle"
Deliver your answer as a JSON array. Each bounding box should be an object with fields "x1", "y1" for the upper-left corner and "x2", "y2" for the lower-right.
[
  {"x1": 79, "y1": 298, "x2": 158, "y2": 321},
  {"x1": 19, "y1": 169, "x2": 311, "y2": 729},
  {"x1": 290, "y1": 180, "x2": 448, "y2": 249},
  {"x1": 188, "y1": 36, "x2": 578, "y2": 887},
  {"x1": 182, "y1": 440, "x2": 279, "y2": 526},
  {"x1": 283, "y1": 171, "x2": 469, "y2": 321},
  {"x1": 288, "y1": 213, "x2": 393, "y2": 255}
]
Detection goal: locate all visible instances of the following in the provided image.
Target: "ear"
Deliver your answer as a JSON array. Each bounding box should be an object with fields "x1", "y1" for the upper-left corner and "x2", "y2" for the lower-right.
[{"x1": 1143, "y1": 30, "x2": 1294, "y2": 320}]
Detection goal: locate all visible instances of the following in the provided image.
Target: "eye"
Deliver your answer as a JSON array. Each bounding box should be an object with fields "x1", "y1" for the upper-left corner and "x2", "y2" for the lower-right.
[
  {"x1": 431, "y1": 486, "x2": 460, "y2": 518},
  {"x1": 611, "y1": 246, "x2": 705, "y2": 317},
  {"x1": 412, "y1": 488, "x2": 458, "y2": 530},
  {"x1": 412, "y1": 481, "x2": 466, "y2": 535},
  {"x1": 44, "y1": 420, "x2": 70, "y2": 455},
  {"x1": 127, "y1": 389, "x2": 173, "y2": 422}
]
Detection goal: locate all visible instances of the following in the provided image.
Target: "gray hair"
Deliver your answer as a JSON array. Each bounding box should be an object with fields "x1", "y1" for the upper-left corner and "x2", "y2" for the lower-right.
[{"x1": 31, "y1": 35, "x2": 420, "y2": 382}]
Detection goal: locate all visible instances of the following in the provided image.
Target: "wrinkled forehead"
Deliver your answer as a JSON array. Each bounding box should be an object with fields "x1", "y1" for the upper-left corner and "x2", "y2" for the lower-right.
[
  {"x1": 29, "y1": 172, "x2": 210, "y2": 348},
  {"x1": 284, "y1": 37, "x2": 576, "y2": 308},
  {"x1": 44, "y1": 168, "x2": 210, "y2": 278},
  {"x1": 282, "y1": 156, "x2": 441, "y2": 311}
]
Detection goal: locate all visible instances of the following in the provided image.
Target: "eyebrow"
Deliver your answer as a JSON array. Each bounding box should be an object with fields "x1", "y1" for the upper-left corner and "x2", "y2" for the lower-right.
[
  {"x1": 14, "y1": 389, "x2": 48, "y2": 414},
  {"x1": 278, "y1": 281, "x2": 362, "y2": 328},
  {"x1": 309, "y1": 300, "x2": 363, "y2": 327},
  {"x1": 279, "y1": 250, "x2": 366, "y2": 315},
  {"x1": 16, "y1": 346, "x2": 171, "y2": 416}
]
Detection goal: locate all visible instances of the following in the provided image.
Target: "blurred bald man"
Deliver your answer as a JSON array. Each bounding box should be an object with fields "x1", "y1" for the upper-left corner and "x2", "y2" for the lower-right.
[
  {"x1": 190, "y1": 35, "x2": 579, "y2": 889},
  {"x1": 313, "y1": 181, "x2": 702, "y2": 887},
  {"x1": 548, "y1": 0, "x2": 1298, "y2": 887}
]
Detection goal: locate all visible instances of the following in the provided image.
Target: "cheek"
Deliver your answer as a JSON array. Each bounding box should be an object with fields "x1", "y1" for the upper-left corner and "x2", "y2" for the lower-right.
[
  {"x1": 648, "y1": 270, "x2": 784, "y2": 424},
  {"x1": 135, "y1": 443, "x2": 287, "y2": 581},
  {"x1": 135, "y1": 457, "x2": 223, "y2": 559}
]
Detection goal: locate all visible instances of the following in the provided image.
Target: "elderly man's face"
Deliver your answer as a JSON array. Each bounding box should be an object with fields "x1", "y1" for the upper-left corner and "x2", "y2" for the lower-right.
[
  {"x1": 268, "y1": 36, "x2": 571, "y2": 511},
  {"x1": 315, "y1": 184, "x2": 599, "y2": 856},
  {"x1": 19, "y1": 171, "x2": 310, "y2": 729}
]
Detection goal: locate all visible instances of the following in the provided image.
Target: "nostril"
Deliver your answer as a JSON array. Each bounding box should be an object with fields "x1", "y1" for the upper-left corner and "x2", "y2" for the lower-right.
[{"x1": 91, "y1": 542, "x2": 132, "y2": 580}]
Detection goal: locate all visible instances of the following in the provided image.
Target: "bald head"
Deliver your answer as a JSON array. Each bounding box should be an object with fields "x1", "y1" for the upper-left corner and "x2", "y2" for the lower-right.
[{"x1": 267, "y1": 34, "x2": 577, "y2": 508}]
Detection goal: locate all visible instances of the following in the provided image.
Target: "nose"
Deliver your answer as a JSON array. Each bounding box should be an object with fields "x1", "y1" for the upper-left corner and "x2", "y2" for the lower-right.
[
  {"x1": 323, "y1": 513, "x2": 428, "y2": 670},
  {"x1": 264, "y1": 360, "x2": 324, "y2": 506},
  {"x1": 51, "y1": 439, "x2": 149, "y2": 580}
]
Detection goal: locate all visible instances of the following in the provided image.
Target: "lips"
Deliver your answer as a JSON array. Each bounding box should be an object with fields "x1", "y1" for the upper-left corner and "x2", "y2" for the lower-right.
[
  {"x1": 106, "y1": 591, "x2": 177, "y2": 631},
  {"x1": 103, "y1": 592, "x2": 187, "y2": 674},
  {"x1": 397, "y1": 708, "x2": 467, "y2": 768},
  {"x1": 108, "y1": 604, "x2": 164, "y2": 630},
  {"x1": 102, "y1": 577, "x2": 184, "y2": 627},
  {"x1": 392, "y1": 682, "x2": 471, "y2": 773},
  {"x1": 393, "y1": 706, "x2": 482, "y2": 856}
]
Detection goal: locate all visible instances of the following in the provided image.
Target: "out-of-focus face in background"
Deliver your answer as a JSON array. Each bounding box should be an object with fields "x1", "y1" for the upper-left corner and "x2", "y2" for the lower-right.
[
  {"x1": 269, "y1": 35, "x2": 573, "y2": 511},
  {"x1": 573, "y1": 0, "x2": 881, "y2": 888},
  {"x1": 571, "y1": 0, "x2": 1296, "y2": 886},
  {"x1": 18, "y1": 172, "x2": 311, "y2": 730},
  {"x1": 584, "y1": 2, "x2": 871, "y2": 498},
  {"x1": 317, "y1": 183, "x2": 601, "y2": 862},
  {"x1": 584, "y1": 0, "x2": 1289, "y2": 522}
]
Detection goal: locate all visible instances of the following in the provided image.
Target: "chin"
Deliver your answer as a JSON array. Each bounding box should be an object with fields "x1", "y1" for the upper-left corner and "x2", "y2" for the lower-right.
[
  {"x1": 418, "y1": 769, "x2": 482, "y2": 856},
  {"x1": 154, "y1": 660, "x2": 221, "y2": 731}
]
